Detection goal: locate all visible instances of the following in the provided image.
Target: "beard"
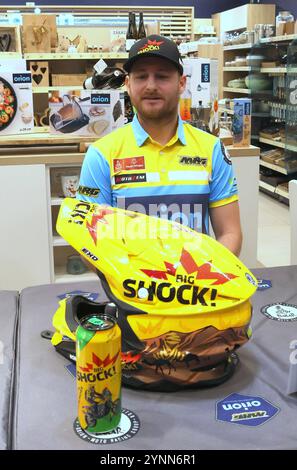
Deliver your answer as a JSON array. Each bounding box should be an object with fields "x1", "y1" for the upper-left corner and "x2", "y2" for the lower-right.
[{"x1": 135, "y1": 98, "x2": 179, "y2": 121}]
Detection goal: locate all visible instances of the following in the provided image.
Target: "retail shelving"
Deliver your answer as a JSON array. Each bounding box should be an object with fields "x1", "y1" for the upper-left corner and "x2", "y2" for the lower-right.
[
  {"x1": 222, "y1": 87, "x2": 250, "y2": 94},
  {"x1": 223, "y1": 67, "x2": 251, "y2": 72},
  {"x1": 260, "y1": 34, "x2": 297, "y2": 44},
  {"x1": 259, "y1": 138, "x2": 285, "y2": 149},
  {"x1": 53, "y1": 236, "x2": 69, "y2": 247},
  {"x1": 223, "y1": 43, "x2": 253, "y2": 51},
  {"x1": 32, "y1": 86, "x2": 84, "y2": 94},
  {"x1": 55, "y1": 266, "x2": 97, "y2": 283},
  {"x1": 259, "y1": 159, "x2": 288, "y2": 175},
  {"x1": 24, "y1": 52, "x2": 128, "y2": 60},
  {"x1": 259, "y1": 180, "x2": 289, "y2": 200}
]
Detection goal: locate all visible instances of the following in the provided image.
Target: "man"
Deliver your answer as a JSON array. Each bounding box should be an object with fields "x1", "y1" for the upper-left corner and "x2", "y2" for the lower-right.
[{"x1": 77, "y1": 35, "x2": 242, "y2": 256}]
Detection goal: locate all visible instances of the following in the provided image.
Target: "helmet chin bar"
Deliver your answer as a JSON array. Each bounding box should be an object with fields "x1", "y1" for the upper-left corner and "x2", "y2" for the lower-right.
[{"x1": 97, "y1": 269, "x2": 146, "y2": 353}]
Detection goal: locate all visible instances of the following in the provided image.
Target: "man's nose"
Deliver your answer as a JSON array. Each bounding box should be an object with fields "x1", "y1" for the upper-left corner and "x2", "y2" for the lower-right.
[{"x1": 145, "y1": 75, "x2": 157, "y2": 90}]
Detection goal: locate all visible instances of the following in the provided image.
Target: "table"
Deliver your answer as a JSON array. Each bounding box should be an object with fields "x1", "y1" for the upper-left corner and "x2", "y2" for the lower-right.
[
  {"x1": 0, "y1": 290, "x2": 19, "y2": 450},
  {"x1": 11, "y1": 267, "x2": 297, "y2": 449}
]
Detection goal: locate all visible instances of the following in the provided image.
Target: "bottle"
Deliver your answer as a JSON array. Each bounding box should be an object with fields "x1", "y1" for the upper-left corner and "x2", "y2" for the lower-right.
[
  {"x1": 179, "y1": 70, "x2": 192, "y2": 121},
  {"x1": 138, "y1": 12, "x2": 146, "y2": 39},
  {"x1": 126, "y1": 12, "x2": 138, "y2": 52}
]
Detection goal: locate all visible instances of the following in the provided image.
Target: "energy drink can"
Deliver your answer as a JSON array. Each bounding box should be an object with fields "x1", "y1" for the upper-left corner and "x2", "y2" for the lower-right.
[{"x1": 76, "y1": 313, "x2": 121, "y2": 434}]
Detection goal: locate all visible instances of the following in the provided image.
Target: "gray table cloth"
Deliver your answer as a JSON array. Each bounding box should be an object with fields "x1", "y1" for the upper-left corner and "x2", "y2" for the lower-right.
[
  {"x1": 12, "y1": 267, "x2": 297, "y2": 449},
  {"x1": 0, "y1": 291, "x2": 18, "y2": 450}
]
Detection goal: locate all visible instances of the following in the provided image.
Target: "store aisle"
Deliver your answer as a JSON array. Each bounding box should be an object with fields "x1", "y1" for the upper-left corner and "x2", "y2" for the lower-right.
[{"x1": 257, "y1": 192, "x2": 290, "y2": 267}]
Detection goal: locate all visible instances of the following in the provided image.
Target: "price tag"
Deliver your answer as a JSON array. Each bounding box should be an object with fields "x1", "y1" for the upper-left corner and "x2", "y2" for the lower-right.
[
  {"x1": 58, "y1": 13, "x2": 75, "y2": 26},
  {"x1": 94, "y1": 59, "x2": 108, "y2": 75},
  {"x1": 7, "y1": 13, "x2": 22, "y2": 25}
]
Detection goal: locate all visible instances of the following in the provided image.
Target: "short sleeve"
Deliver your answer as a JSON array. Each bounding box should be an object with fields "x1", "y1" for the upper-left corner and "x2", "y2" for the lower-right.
[
  {"x1": 209, "y1": 140, "x2": 238, "y2": 208},
  {"x1": 76, "y1": 145, "x2": 112, "y2": 205}
]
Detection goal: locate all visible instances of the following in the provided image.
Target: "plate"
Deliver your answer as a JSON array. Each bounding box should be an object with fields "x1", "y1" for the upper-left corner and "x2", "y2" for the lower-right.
[{"x1": 0, "y1": 76, "x2": 17, "y2": 131}]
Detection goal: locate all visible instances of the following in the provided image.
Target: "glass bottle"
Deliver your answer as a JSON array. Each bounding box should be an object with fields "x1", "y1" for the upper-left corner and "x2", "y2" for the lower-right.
[
  {"x1": 138, "y1": 12, "x2": 146, "y2": 39},
  {"x1": 126, "y1": 12, "x2": 138, "y2": 52}
]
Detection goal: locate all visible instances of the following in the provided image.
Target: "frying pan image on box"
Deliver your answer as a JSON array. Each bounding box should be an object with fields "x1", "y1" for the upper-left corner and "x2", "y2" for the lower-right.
[
  {"x1": 50, "y1": 94, "x2": 90, "y2": 133},
  {"x1": 0, "y1": 76, "x2": 17, "y2": 132}
]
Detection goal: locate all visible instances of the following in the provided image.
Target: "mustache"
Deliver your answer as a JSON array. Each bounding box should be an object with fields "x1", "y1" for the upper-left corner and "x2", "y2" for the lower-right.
[{"x1": 142, "y1": 95, "x2": 163, "y2": 99}]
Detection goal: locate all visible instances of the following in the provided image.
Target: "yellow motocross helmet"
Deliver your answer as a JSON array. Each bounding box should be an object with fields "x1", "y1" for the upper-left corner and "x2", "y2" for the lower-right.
[{"x1": 52, "y1": 198, "x2": 257, "y2": 391}]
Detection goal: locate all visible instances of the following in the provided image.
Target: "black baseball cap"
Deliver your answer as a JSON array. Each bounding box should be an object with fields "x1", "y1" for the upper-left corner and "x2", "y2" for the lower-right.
[{"x1": 124, "y1": 34, "x2": 183, "y2": 75}]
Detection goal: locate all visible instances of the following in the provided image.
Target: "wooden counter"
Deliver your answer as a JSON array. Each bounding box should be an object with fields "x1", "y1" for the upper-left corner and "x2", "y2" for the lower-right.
[{"x1": 0, "y1": 130, "x2": 260, "y2": 165}]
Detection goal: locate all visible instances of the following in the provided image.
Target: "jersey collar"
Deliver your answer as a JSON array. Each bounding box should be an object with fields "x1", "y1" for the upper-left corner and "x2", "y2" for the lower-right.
[{"x1": 131, "y1": 114, "x2": 186, "y2": 147}]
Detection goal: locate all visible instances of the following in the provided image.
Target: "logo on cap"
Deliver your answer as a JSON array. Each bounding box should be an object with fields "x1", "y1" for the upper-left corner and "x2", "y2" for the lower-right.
[{"x1": 138, "y1": 39, "x2": 164, "y2": 55}]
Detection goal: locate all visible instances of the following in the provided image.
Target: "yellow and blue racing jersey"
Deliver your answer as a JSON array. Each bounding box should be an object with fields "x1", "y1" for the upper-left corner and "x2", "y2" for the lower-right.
[{"x1": 77, "y1": 115, "x2": 238, "y2": 234}]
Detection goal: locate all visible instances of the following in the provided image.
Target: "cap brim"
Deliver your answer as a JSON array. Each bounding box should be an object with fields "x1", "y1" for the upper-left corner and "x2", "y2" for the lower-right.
[{"x1": 124, "y1": 53, "x2": 183, "y2": 75}]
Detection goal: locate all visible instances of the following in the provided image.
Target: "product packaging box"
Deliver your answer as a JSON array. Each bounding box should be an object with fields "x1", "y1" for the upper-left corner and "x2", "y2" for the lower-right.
[
  {"x1": 49, "y1": 89, "x2": 125, "y2": 137},
  {"x1": 232, "y1": 98, "x2": 252, "y2": 147},
  {"x1": 0, "y1": 70, "x2": 34, "y2": 135},
  {"x1": 181, "y1": 57, "x2": 218, "y2": 108}
]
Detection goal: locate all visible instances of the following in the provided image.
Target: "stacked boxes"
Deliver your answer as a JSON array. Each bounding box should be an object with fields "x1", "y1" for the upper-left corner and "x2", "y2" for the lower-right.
[{"x1": 49, "y1": 89, "x2": 125, "y2": 137}]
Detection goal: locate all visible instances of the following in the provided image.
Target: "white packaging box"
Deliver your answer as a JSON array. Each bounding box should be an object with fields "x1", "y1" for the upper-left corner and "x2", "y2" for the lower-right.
[
  {"x1": 0, "y1": 70, "x2": 34, "y2": 135},
  {"x1": 182, "y1": 57, "x2": 218, "y2": 107},
  {"x1": 49, "y1": 89, "x2": 125, "y2": 137}
]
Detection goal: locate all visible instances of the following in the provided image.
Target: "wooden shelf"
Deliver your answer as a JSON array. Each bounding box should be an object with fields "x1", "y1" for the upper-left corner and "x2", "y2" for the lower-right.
[
  {"x1": 24, "y1": 52, "x2": 128, "y2": 60},
  {"x1": 259, "y1": 137, "x2": 297, "y2": 153},
  {"x1": 219, "y1": 107, "x2": 234, "y2": 115},
  {"x1": 53, "y1": 236, "x2": 69, "y2": 247},
  {"x1": 54, "y1": 266, "x2": 97, "y2": 283},
  {"x1": 51, "y1": 197, "x2": 64, "y2": 206},
  {"x1": 260, "y1": 34, "x2": 297, "y2": 44},
  {"x1": 223, "y1": 87, "x2": 250, "y2": 94},
  {"x1": 276, "y1": 185, "x2": 289, "y2": 198},
  {"x1": 259, "y1": 137, "x2": 285, "y2": 149},
  {"x1": 223, "y1": 67, "x2": 251, "y2": 72},
  {"x1": 260, "y1": 67, "x2": 286, "y2": 74},
  {"x1": 33, "y1": 86, "x2": 84, "y2": 94},
  {"x1": 0, "y1": 52, "x2": 22, "y2": 58},
  {"x1": 223, "y1": 43, "x2": 253, "y2": 51},
  {"x1": 260, "y1": 159, "x2": 288, "y2": 175},
  {"x1": 259, "y1": 180, "x2": 288, "y2": 199}
]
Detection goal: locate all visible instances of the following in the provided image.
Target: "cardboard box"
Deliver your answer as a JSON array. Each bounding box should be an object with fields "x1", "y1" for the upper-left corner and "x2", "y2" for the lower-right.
[
  {"x1": 49, "y1": 89, "x2": 125, "y2": 137},
  {"x1": 181, "y1": 57, "x2": 218, "y2": 108},
  {"x1": 0, "y1": 70, "x2": 34, "y2": 135},
  {"x1": 232, "y1": 98, "x2": 251, "y2": 147}
]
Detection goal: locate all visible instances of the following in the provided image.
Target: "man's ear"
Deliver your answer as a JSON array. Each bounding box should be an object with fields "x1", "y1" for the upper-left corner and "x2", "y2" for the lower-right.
[
  {"x1": 125, "y1": 74, "x2": 130, "y2": 94},
  {"x1": 179, "y1": 74, "x2": 187, "y2": 95}
]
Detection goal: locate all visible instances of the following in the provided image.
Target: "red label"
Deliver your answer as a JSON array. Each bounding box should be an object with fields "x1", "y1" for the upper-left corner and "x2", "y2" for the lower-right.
[{"x1": 113, "y1": 156, "x2": 145, "y2": 172}]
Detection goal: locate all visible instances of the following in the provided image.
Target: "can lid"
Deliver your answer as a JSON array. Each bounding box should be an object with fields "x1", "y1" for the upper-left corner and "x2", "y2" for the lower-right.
[{"x1": 80, "y1": 313, "x2": 116, "y2": 331}]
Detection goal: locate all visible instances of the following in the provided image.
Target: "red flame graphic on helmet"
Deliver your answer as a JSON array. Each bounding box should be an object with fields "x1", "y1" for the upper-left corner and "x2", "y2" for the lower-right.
[{"x1": 141, "y1": 248, "x2": 237, "y2": 285}]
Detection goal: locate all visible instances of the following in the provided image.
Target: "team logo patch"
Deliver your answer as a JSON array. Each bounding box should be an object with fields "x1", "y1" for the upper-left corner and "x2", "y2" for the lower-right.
[
  {"x1": 216, "y1": 393, "x2": 279, "y2": 427},
  {"x1": 77, "y1": 185, "x2": 100, "y2": 197},
  {"x1": 73, "y1": 409, "x2": 140, "y2": 444},
  {"x1": 114, "y1": 173, "x2": 146, "y2": 184},
  {"x1": 113, "y1": 156, "x2": 145, "y2": 172},
  {"x1": 138, "y1": 39, "x2": 164, "y2": 54},
  {"x1": 220, "y1": 141, "x2": 232, "y2": 165},
  {"x1": 179, "y1": 155, "x2": 208, "y2": 167},
  {"x1": 257, "y1": 279, "x2": 272, "y2": 291},
  {"x1": 261, "y1": 303, "x2": 297, "y2": 322}
]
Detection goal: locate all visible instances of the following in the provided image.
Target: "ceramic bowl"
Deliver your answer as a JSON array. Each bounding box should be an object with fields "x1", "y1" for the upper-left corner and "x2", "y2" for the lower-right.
[{"x1": 245, "y1": 74, "x2": 272, "y2": 91}]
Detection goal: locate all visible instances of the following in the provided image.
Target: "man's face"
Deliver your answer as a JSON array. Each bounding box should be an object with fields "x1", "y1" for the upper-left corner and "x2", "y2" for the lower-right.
[{"x1": 125, "y1": 57, "x2": 186, "y2": 121}]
